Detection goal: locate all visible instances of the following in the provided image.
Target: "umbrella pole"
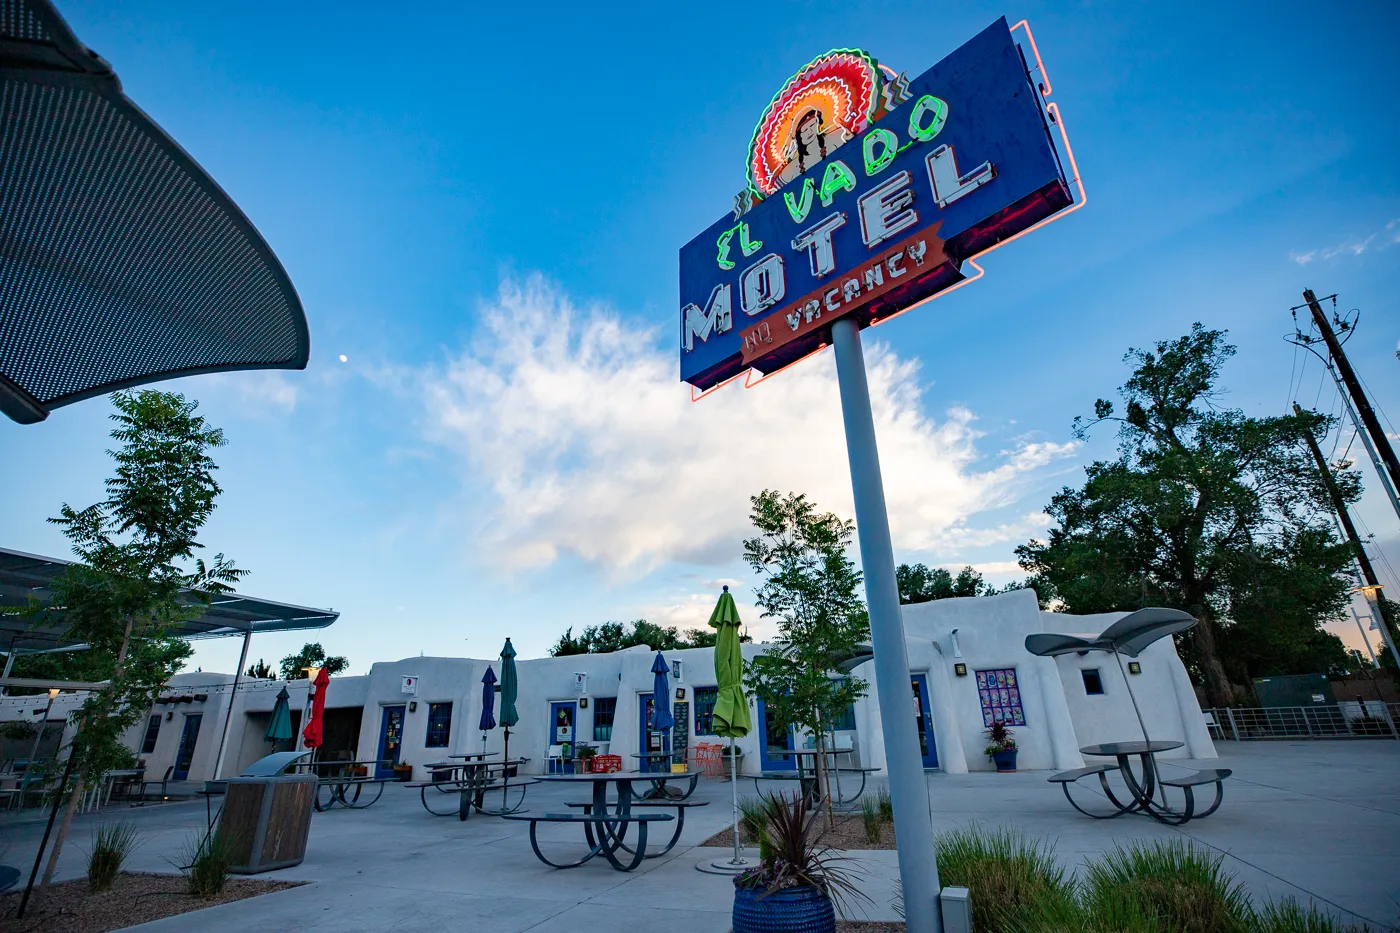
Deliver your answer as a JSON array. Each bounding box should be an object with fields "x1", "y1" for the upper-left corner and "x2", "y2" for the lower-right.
[
  {"x1": 729, "y1": 736, "x2": 745, "y2": 866},
  {"x1": 502, "y1": 727, "x2": 510, "y2": 809}
]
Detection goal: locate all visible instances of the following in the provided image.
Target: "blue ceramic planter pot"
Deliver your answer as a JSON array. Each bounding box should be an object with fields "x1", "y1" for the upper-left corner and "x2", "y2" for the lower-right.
[
  {"x1": 733, "y1": 883, "x2": 835, "y2": 933},
  {"x1": 992, "y1": 748, "x2": 1018, "y2": 772}
]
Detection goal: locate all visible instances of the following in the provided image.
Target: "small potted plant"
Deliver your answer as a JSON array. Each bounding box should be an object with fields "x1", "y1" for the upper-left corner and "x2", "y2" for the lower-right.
[
  {"x1": 392, "y1": 761, "x2": 414, "y2": 782},
  {"x1": 732, "y1": 791, "x2": 866, "y2": 933},
  {"x1": 576, "y1": 743, "x2": 599, "y2": 773},
  {"x1": 350, "y1": 764, "x2": 369, "y2": 778},
  {"x1": 984, "y1": 720, "x2": 1018, "y2": 772}
]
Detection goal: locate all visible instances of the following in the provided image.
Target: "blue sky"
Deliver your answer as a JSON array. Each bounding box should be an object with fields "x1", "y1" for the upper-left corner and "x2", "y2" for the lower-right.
[{"x1": 3, "y1": 1, "x2": 1399, "y2": 673}]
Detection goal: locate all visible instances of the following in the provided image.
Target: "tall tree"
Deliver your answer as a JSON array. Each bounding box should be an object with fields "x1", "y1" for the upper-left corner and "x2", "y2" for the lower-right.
[
  {"x1": 28, "y1": 391, "x2": 241, "y2": 891},
  {"x1": 245, "y1": 658, "x2": 275, "y2": 679},
  {"x1": 548, "y1": 619, "x2": 746, "y2": 656},
  {"x1": 279, "y1": 642, "x2": 349, "y2": 679},
  {"x1": 743, "y1": 490, "x2": 869, "y2": 827},
  {"x1": 1016, "y1": 325, "x2": 1352, "y2": 707}
]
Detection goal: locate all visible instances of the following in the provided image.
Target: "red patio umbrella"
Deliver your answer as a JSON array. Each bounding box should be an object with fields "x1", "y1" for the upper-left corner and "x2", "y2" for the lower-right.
[{"x1": 302, "y1": 667, "x2": 330, "y2": 749}]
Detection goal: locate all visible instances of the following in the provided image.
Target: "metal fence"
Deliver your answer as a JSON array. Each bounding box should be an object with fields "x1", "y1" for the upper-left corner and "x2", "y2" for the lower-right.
[{"x1": 1204, "y1": 702, "x2": 1400, "y2": 740}]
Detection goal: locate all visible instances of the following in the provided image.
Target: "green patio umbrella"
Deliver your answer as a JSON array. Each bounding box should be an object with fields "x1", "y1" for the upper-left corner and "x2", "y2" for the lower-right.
[
  {"x1": 265, "y1": 686, "x2": 294, "y2": 749},
  {"x1": 499, "y1": 639, "x2": 519, "y2": 808},
  {"x1": 707, "y1": 586, "x2": 752, "y2": 873}
]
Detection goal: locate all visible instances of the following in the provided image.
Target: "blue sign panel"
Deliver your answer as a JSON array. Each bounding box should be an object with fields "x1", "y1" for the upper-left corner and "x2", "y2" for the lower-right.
[{"x1": 679, "y1": 18, "x2": 1074, "y2": 391}]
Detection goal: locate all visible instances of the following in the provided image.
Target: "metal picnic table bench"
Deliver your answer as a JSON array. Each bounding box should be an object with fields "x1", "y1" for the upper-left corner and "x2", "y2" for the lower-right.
[
  {"x1": 405, "y1": 755, "x2": 537, "y2": 819},
  {"x1": 504, "y1": 771, "x2": 679, "y2": 871}
]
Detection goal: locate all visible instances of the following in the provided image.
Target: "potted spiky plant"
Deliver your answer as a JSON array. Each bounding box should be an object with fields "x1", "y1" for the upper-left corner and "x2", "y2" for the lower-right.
[
  {"x1": 984, "y1": 720, "x2": 1018, "y2": 772},
  {"x1": 732, "y1": 791, "x2": 866, "y2": 933}
]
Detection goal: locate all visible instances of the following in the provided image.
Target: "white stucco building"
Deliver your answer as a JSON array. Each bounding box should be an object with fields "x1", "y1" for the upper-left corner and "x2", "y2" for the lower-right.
[{"x1": 0, "y1": 590, "x2": 1215, "y2": 783}]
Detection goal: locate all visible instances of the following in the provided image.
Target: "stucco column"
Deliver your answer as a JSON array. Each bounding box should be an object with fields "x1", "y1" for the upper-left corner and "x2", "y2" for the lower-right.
[
  {"x1": 925, "y1": 660, "x2": 968, "y2": 774},
  {"x1": 1034, "y1": 656, "x2": 1083, "y2": 770}
]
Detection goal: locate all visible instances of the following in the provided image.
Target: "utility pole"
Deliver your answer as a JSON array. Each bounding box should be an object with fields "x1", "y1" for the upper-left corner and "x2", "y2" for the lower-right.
[
  {"x1": 1295, "y1": 403, "x2": 1400, "y2": 666},
  {"x1": 1302, "y1": 288, "x2": 1400, "y2": 522}
]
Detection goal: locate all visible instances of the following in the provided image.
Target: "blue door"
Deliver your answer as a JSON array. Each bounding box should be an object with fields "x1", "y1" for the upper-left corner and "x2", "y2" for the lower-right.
[
  {"x1": 756, "y1": 699, "x2": 794, "y2": 771},
  {"x1": 172, "y1": 713, "x2": 202, "y2": 780},
  {"x1": 911, "y1": 674, "x2": 939, "y2": 769},
  {"x1": 550, "y1": 702, "x2": 577, "y2": 773},
  {"x1": 376, "y1": 705, "x2": 405, "y2": 778}
]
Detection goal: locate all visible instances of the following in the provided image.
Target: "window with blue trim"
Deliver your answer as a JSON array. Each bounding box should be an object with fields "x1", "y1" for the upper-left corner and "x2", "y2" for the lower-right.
[
  {"x1": 592, "y1": 697, "x2": 617, "y2": 741},
  {"x1": 829, "y1": 704, "x2": 857, "y2": 731},
  {"x1": 141, "y1": 714, "x2": 161, "y2": 753},
  {"x1": 694, "y1": 687, "x2": 719, "y2": 735},
  {"x1": 425, "y1": 702, "x2": 452, "y2": 748}
]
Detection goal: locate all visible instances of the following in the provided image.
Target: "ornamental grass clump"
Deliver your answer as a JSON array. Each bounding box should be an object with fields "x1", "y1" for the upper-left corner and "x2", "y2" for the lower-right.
[
  {"x1": 875, "y1": 787, "x2": 893, "y2": 823},
  {"x1": 185, "y1": 831, "x2": 232, "y2": 899},
  {"x1": 86, "y1": 821, "x2": 141, "y2": 891},
  {"x1": 1253, "y1": 897, "x2": 1374, "y2": 933},
  {"x1": 860, "y1": 797, "x2": 882, "y2": 844},
  {"x1": 1081, "y1": 839, "x2": 1252, "y2": 933},
  {"x1": 934, "y1": 826, "x2": 1078, "y2": 932}
]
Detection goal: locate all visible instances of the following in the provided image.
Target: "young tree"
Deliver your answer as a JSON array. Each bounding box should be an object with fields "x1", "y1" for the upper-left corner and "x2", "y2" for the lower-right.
[
  {"x1": 279, "y1": 642, "x2": 349, "y2": 679},
  {"x1": 30, "y1": 391, "x2": 242, "y2": 891},
  {"x1": 743, "y1": 490, "x2": 870, "y2": 826},
  {"x1": 1017, "y1": 325, "x2": 1353, "y2": 707}
]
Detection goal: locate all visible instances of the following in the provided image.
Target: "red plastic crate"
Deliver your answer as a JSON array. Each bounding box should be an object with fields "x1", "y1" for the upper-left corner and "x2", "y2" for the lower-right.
[{"x1": 591, "y1": 754, "x2": 623, "y2": 773}]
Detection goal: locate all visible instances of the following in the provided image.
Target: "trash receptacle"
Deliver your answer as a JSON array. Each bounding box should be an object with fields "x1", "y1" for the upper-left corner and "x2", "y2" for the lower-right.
[{"x1": 219, "y1": 773, "x2": 317, "y2": 874}]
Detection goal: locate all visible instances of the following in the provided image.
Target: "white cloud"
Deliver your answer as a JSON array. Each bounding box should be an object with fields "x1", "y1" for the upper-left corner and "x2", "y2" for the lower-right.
[
  {"x1": 1290, "y1": 218, "x2": 1400, "y2": 265},
  {"x1": 195, "y1": 370, "x2": 299, "y2": 413},
  {"x1": 642, "y1": 591, "x2": 779, "y2": 643},
  {"x1": 418, "y1": 276, "x2": 1077, "y2": 575}
]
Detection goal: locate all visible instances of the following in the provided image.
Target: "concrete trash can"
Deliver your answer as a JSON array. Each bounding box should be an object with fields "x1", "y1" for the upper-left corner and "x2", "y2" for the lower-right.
[{"x1": 219, "y1": 773, "x2": 318, "y2": 873}]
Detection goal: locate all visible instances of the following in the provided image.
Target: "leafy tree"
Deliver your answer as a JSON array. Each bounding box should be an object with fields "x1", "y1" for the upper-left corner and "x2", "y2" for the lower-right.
[
  {"x1": 1016, "y1": 325, "x2": 1353, "y2": 707},
  {"x1": 279, "y1": 643, "x2": 349, "y2": 679},
  {"x1": 743, "y1": 490, "x2": 869, "y2": 826},
  {"x1": 25, "y1": 391, "x2": 240, "y2": 892},
  {"x1": 245, "y1": 658, "x2": 274, "y2": 679},
  {"x1": 895, "y1": 563, "x2": 1041, "y2": 607},
  {"x1": 548, "y1": 619, "x2": 747, "y2": 656}
]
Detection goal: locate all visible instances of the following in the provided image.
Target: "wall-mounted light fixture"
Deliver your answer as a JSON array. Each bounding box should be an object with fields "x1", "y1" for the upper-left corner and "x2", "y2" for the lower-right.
[
  {"x1": 165, "y1": 711, "x2": 173, "y2": 721},
  {"x1": 1127, "y1": 662, "x2": 1142, "y2": 675},
  {"x1": 675, "y1": 687, "x2": 686, "y2": 701},
  {"x1": 954, "y1": 663, "x2": 968, "y2": 677},
  {"x1": 579, "y1": 697, "x2": 589, "y2": 709},
  {"x1": 408, "y1": 701, "x2": 418, "y2": 713}
]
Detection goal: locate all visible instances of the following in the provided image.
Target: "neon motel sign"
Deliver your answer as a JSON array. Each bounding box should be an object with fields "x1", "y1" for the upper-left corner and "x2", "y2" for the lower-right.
[{"x1": 678, "y1": 17, "x2": 1084, "y2": 393}]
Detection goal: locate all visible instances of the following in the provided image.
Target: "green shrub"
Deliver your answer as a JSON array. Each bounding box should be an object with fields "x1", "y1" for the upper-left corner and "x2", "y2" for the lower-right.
[
  {"x1": 935, "y1": 826, "x2": 1079, "y2": 931},
  {"x1": 1254, "y1": 897, "x2": 1374, "y2": 933},
  {"x1": 186, "y1": 831, "x2": 232, "y2": 898},
  {"x1": 875, "y1": 787, "x2": 893, "y2": 823},
  {"x1": 860, "y1": 797, "x2": 883, "y2": 843},
  {"x1": 1081, "y1": 839, "x2": 1252, "y2": 933},
  {"x1": 738, "y1": 796, "x2": 769, "y2": 854},
  {"x1": 86, "y1": 821, "x2": 141, "y2": 891}
]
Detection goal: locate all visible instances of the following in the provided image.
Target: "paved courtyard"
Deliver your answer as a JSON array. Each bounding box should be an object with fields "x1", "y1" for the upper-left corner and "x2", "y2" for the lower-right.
[{"x1": 2, "y1": 740, "x2": 1396, "y2": 931}]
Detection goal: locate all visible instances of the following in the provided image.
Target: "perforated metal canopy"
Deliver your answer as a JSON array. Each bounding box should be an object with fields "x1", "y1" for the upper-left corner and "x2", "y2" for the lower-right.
[
  {"x1": 0, "y1": 0, "x2": 309, "y2": 424},
  {"x1": 0, "y1": 546, "x2": 338, "y2": 654}
]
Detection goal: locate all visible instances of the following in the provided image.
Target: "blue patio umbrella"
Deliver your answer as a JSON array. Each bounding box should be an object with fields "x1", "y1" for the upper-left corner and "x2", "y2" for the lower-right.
[
  {"x1": 479, "y1": 666, "x2": 497, "y2": 754},
  {"x1": 650, "y1": 651, "x2": 674, "y2": 769}
]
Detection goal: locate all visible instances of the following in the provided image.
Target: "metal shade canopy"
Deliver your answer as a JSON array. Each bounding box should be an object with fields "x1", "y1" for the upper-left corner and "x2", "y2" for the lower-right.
[
  {"x1": 0, "y1": 545, "x2": 338, "y2": 654},
  {"x1": 0, "y1": 0, "x2": 310, "y2": 424},
  {"x1": 1024, "y1": 607, "x2": 1196, "y2": 659}
]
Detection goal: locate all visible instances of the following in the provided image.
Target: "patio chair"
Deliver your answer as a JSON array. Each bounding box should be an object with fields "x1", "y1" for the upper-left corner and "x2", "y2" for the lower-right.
[
  {"x1": 133, "y1": 765, "x2": 173, "y2": 804},
  {"x1": 546, "y1": 744, "x2": 566, "y2": 774}
]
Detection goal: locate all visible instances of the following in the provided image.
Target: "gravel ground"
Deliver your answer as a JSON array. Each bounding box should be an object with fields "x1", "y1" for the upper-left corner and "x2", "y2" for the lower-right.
[
  {"x1": 702, "y1": 813, "x2": 896, "y2": 850},
  {"x1": 837, "y1": 923, "x2": 905, "y2": 932},
  {"x1": 0, "y1": 872, "x2": 299, "y2": 933}
]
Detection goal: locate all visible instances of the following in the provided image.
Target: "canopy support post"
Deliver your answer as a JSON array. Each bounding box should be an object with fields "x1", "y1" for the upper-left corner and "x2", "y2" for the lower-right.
[{"x1": 212, "y1": 630, "x2": 252, "y2": 780}]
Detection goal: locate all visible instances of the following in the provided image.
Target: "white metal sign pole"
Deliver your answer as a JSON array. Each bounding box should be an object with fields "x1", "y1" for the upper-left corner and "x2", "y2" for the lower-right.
[{"x1": 831, "y1": 317, "x2": 942, "y2": 932}]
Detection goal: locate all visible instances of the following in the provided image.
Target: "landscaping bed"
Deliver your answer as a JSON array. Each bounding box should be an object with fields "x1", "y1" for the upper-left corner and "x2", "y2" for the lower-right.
[
  {"x1": 0, "y1": 872, "x2": 300, "y2": 933},
  {"x1": 702, "y1": 812, "x2": 896, "y2": 851}
]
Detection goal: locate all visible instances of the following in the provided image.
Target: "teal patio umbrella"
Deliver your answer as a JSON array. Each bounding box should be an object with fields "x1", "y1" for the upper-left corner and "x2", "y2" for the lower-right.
[
  {"x1": 265, "y1": 686, "x2": 294, "y2": 750},
  {"x1": 706, "y1": 586, "x2": 752, "y2": 873},
  {"x1": 499, "y1": 639, "x2": 519, "y2": 808}
]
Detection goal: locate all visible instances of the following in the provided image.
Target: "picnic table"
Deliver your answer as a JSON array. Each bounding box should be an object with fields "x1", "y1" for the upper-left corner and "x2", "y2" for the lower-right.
[
  {"x1": 410, "y1": 757, "x2": 535, "y2": 819},
  {"x1": 758, "y1": 748, "x2": 871, "y2": 809},
  {"x1": 504, "y1": 771, "x2": 681, "y2": 871},
  {"x1": 294, "y1": 759, "x2": 394, "y2": 811},
  {"x1": 1050, "y1": 741, "x2": 1232, "y2": 825}
]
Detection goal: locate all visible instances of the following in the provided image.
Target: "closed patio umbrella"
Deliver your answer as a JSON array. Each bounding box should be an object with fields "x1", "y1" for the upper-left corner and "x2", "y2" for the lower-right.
[
  {"x1": 301, "y1": 668, "x2": 330, "y2": 753},
  {"x1": 499, "y1": 640, "x2": 519, "y2": 807},
  {"x1": 479, "y1": 666, "x2": 497, "y2": 754},
  {"x1": 650, "y1": 651, "x2": 674, "y2": 770},
  {"x1": 265, "y1": 686, "x2": 294, "y2": 750},
  {"x1": 705, "y1": 586, "x2": 752, "y2": 874}
]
